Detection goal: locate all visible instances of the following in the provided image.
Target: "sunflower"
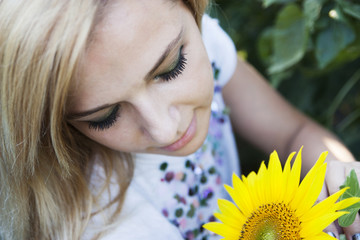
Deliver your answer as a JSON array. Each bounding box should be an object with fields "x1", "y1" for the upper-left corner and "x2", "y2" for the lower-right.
[{"x1": 203, "y1": 148, "x2": 360, "y2": 240}]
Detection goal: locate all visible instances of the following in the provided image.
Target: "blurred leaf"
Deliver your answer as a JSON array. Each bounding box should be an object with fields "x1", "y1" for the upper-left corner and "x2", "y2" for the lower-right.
[
  {"x1": 326, "y1": 69, "x2": 360, "y2": 126},
  {"x1": 269, "y1": 4, "x2": 308, "y2": 73},
  {"x1": 262, "y1": 0, "x2": 295, "y2": 8},
  {"x1": 237, "y1": 51, "x2": 248, "y2": 60},
  {"x1": 257, "y1": 27, "x2": 274, "y2": 65},
  {"x1": 337, "y1": 109, "x2": 360, "y2": 132},
  {"x1": 337, "y1": 35, "x2": 360, "y2": 63},
  {"x1": 336, "y1": 0, "x2": 360, "y2": 20},
  {"x1": 315, "y1": 21, "x2": 355, "y2": 69},
  {"x1": 303, "y1": 0, "x2": 324, "y2": 32},
  {"x1": 269, "y1": 70, "x2": 293, "y2": 88},
  {"x1": 339, "y1": 169, "x2": 360, "y2": 227}
]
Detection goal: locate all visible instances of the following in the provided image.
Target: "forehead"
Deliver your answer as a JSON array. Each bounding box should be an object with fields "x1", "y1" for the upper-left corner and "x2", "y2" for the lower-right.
[
  {"x1": 91, "y1": 0, "x2": 179, "y2": 45},
  {"x1": 86, "y1": 0, "x2": 183, "y2": 70},
  {"x1": 86, "y1": 0, "x2": 183, "y2": 80}
]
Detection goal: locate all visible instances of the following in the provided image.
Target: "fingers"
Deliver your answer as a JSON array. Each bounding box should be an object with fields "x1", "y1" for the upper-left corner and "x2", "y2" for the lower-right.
[
  {"x1": 343, "y1": 162, "x2": 360, "y2": 239},
  {"x1": 325, "y1": 161, "x2": 360, "y2": 239},
  {"x1": 343, "y1": 164, "x2": 360, "y2": 239},
  {"x1": 352, "y1": 233, "x2": 360, "y2": 240},
  {"x1": 343, "y1": 214, "x2": 360, "y2": 240},
  {"x1": 325, "y1": 161, "x2": 347, "y2": 195}
]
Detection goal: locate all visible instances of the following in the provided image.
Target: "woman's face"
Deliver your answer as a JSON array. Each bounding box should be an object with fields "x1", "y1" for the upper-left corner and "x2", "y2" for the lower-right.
[{"x1": 67, "y1": 0, "x2": 213, "y2": 156}]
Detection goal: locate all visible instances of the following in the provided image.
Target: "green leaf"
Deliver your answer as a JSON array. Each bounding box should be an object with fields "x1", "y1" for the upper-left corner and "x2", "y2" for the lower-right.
[
  {"x1": 268, "y1": 4, "x2": 308, "y2": 74},
  {"x1": 257, "y1": 27, "x2": 274, "y2": 65},
  {"x1": 315, "y1": 21, "x2": 355, "y2": 69},
  {"x1": 303, "y1": 0, "x2": 325, "y2": 32},
  {"x1": 340, "y1": 170, "x2": 360, "y2": 198},
  {"x1": 338, "y1": 169, "x2": 360, "y2": 227},
  {"x1": 262, "y1": 0, "x2": 295, "y2": 8},
  {"x1": 336, "y1": 0, "x2": 360, "y2": 20},
  {"x1": 269, "y1": 70, "x2": 293, "y2": 88}
]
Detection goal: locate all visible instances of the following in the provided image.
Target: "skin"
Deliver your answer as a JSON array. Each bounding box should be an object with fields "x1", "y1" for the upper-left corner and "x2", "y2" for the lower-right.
[
  {"x1": 68, "y1": 0, "x2": 213, "y2": 157},
  {"x1": 67, "y1": 0, "x2": 360, "y2": 237}
]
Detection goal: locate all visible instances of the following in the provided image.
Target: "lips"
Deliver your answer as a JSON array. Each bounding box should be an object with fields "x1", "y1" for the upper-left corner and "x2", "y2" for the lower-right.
[{"x1": 161, "y1": 115, "x2": 197, "y2": 152}]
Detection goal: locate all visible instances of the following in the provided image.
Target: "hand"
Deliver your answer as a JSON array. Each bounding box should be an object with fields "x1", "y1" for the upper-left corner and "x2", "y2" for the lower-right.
[{"x1": 320, "y1": 160, "x2": 360, "y2": 239}]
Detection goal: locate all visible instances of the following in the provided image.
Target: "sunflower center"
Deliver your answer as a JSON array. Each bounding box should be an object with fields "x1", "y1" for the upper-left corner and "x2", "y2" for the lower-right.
[{"x1": 239, "y1": 202, "x2": 301, "y2": 240}]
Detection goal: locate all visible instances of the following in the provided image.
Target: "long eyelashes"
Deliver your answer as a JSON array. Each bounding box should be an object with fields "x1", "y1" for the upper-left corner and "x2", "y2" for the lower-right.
[
  {"x1": 157, "y1": 46, "x2": 187, "y2": 82},
  {"x1": 87, "y1": 46, "x2": 187, "y2": 131},
  {"x1": 88, "y1": 104, "x2": 120, "y2": 131}
]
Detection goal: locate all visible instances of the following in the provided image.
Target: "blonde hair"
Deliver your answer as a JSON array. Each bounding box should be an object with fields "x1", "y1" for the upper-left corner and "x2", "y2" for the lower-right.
[
  {"x1": 0, "y1": 0, "x2": 208, "y2": 239},
  {"x1": 183, "y1": 0, "x2": 209, "y2": 27}
]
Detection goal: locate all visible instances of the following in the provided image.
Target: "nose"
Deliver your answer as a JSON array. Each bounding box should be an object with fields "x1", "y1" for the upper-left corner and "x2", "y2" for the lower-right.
[{"x1": 134, "y1": 94, "x2": 181, "y2": 145}]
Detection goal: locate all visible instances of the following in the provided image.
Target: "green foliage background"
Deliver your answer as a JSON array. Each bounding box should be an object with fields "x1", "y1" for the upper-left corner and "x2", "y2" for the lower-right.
[{"x1": 212, "y1": 0, "x2": 360, "y2": 175}]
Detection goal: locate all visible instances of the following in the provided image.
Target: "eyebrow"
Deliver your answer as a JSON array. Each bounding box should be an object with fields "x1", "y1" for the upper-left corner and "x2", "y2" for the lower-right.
[
  {"x1": 68, "y1": 27, "x2": 184, "y2": 120},
  {"x1": 68, "y1": 103, "x2": 113, "y2": 120},
  {"x1": 145, "y1": 26, "x2": 184, "y2": 80}
]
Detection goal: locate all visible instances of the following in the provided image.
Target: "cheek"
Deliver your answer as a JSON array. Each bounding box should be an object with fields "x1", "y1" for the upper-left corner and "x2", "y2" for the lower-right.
[
  {"x1": 183, "y1": 42, "x2": 214, "y2": 106},
  {"x1": 203, "y1": 63, "x2": 215, "y2": 102},
  {"x1": 189, "y1": 53, "x2": 214, "y2": 105}
]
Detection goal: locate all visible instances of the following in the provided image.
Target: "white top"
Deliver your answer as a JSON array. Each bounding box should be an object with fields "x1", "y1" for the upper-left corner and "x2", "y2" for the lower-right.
[{"x1": 82, "y1": 15, "x2": 240, "y2": 240}]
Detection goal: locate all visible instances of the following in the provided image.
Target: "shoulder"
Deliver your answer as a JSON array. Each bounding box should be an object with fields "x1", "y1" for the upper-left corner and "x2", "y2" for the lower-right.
[{"x1": 201, "y1": 14, "x2": 238, "y2": 86}]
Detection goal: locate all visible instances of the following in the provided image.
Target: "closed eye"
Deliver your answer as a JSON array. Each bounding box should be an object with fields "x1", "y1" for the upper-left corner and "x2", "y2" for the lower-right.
[
  {"x1": 156, "y1": 45, "x2": 187, "y2": 82},
  {"x1": 88, "y1": 104, "x2": 121, "y2": 131}
]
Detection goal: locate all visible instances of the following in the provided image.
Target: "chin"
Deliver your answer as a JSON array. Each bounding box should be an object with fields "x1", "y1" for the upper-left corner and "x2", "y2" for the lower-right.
[{"x1": 175, "y1": 137, "x2": 205, "y2": 156}]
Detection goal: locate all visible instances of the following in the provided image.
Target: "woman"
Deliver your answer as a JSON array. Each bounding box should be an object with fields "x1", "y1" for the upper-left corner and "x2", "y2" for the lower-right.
[{"x1": 0, "y1": 0, "x2": 359, "y2": 239}]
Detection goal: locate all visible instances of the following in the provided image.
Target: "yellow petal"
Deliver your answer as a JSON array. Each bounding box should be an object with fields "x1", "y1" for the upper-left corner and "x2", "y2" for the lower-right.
[
  {"x1": 304, "y1": 231, "x2": 337, "y2": 240},
  {"x1": 282, "y1": 151, "x2": 296, "y2": 202},
  {"x1": 224, "y1": 185, "x2": 253, "y2": 217},
  {"x1": 218, "y1": 199, "x2": 246, "y2": 224},
  {"x1": 268, "y1": 151, "x2": 284, "y2": 203},
  {"x1": 301, "y1": 188, "x2": 347, "y2": 222},
  {"x1": 255, "y1": 161, "x2": 267, "y2": 203},
  {"x1": 286, "y1": 147, "x2": 302, "y2": 201},
  {"x1": 301, "y1": 212, "x2": 347, "y2": 238},
  {"x1": 214, "y1": 212, "x2": 243, "y2": 231},
  {"x1": 202, "y1": 222, "x2": 239, "y2": 240},
  {"x1": 335, "y1": 197, "x2": 360, "y2": 211},
  {"x1": 292, "y1": 163, "x2": 327, "y2": 216},
  {"x1": 290, "y1": 152, "x2": 327, "y2": 211},
  {"x1": 244, "y1": 171, "x2": 261, "y2": 207}
]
